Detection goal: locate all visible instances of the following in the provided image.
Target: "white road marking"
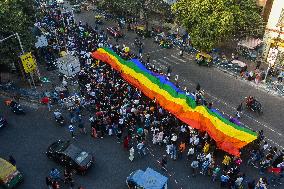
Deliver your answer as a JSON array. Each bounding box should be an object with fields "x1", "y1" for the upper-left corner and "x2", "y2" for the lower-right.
[
  {"x1": 156, "y1": 58, "x2": 171, "y2": 66},
  {"x1": 206, "y1": 92, "x2": 283, "y2": 137},
  {"x1": 146, "y1": 48, "x2": 165, "y2": 54},
  {"x1": 164, "y1": 57, "x2": 180, "y2": 65},
  {"x1": 179, "y1": 77, "x2": 284, "y2": 149},
  {"x1": 151, "y1": 55, "x2": 283, "y2": 149},
  {"x1": 171, "y1": 55, "x2": 186, "y2": 62},
  {"x1": 152, "y1": 60, "x2": 167, "y2": 69}
]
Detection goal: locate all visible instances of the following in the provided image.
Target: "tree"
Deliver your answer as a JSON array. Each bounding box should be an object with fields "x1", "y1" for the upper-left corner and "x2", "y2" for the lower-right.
[
  {"x1": 0, "y1": 0, "x2": 36, "y2": 71},
  {"x1": 172, "y1": 0, "x2": 264, "y2": 51}
]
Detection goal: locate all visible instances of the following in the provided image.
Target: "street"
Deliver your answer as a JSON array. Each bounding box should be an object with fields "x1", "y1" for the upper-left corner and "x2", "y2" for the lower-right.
[
  {"x1": 0, "y1": 97, "x2": 225, "y2": 189},
  {"x1": 0, "y1": 2, "x2": 283, "y2": 189},
  {"x1": 74, "y1": 6, "x2": 284, "y2": 151}
]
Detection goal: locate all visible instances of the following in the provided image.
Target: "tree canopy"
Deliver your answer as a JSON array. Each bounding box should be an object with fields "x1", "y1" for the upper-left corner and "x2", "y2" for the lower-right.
[
  {"x1": 0, "y1": 0, "x2": 36, "y2": 70},
  {"x1": 172, "y1": 0, "x2": 264, "y2": 51}
]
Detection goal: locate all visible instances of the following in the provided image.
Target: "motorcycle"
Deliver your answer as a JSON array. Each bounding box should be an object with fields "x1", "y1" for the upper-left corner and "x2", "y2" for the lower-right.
[
  {"x1": 54, "y1": 111, "x2": 64, "y2": 126},
  {"x1": 5, "y1": 100, "x2": 25, "y2": 115},
  {"x1": 245, "y1": 97, "x2": 263, "y2": 115}
]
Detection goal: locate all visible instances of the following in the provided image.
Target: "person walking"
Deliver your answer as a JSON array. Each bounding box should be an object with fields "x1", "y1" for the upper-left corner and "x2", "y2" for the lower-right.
[
  {"x1": 91, "y1": 121, "x2": 97, "y2": 138},
  {"x1": 212, "y1": 165, "x2": 220, "y2": 182},
  {"x1": 220, "y1": 174, "x2": 230, "y2": 188},
  {"x1": 146, "y1": 53, "x2": 150, "y2": 64},
  {"x1": 69, "y1": 178, "x2": 75, "y2": 189},
  {"x1": 191, "y1": 159, "x2": 199, "y2": 177},
  {"x1": 138, "y1": 45, "x2": 143, "y2": 58},
  {"x1": 222, "y1": 155, "x2": 231, "y2": 171},
  {"x1": 51, "y1": 181, "x2": 60, "y2": 189},
  {"x1": 116, "y1": 128, "x2": 122, "y2": 143},
  {"x1": 166, "y1": 66, "x2": 172, "y2": 79},
  {"x1": 178, "y1": 141, "x2": 186, "y2": 159},
  {"x1": 47, "y1": 97, "x2": 52, "y2": 112},
  {"x1": 123, "y1": 136, "x2": 130, "y2": 150},
  {"x1": 201, "y1": 158, "x2": 210, "y2": 175},
  {"x1": 68, "y1": 124, "x2": 75, "y2": 138},
  {"x1": 78, "y1": 122, "x2": 86, "y2": 134},
  {"x1": 129, "y1": 147, "x2": 135, "y2": 162},
  {"x1": 64, "y1": 168, "x2": 72, "y2": 184},
  {"x1": 137, "y1": 141, "x2": 146, "y2": 156},
  {"x1": 46, "y1": 176, "x2": 52, "y2": 189},
  {"x1": 50, "y1": 168, "x2": 61, "y2": 181},
  {"x1": 160, "y1": 155, "x2": 167, "y2": 170},
  {"x1": 236, "y1": 103, "x2": 242, "y2": 119},
  {"x1": 187, "y1": 146, "x2": 195, "y2": 161}
]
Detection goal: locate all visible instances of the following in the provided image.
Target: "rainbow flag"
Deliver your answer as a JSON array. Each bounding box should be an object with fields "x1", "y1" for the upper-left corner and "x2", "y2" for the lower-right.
[{"x1": 91, "y1": 47, "x2": 257, "y2": 156}]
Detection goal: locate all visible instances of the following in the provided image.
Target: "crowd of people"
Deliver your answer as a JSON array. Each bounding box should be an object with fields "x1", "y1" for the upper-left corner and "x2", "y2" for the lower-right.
[{"x1": 34, "y1": 2, "x2": 284, "y2": 189}]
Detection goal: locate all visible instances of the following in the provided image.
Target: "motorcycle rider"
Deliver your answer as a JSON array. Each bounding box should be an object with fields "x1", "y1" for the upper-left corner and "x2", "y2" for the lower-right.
[{"x1": 246, "y1": 96, "x2": 255, "y2": 108}]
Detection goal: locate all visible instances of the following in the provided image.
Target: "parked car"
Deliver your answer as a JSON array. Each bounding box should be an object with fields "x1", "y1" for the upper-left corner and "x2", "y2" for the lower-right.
[
  {"x1": 46, "y1": 140, "x2": 93, "y2": 174},
  {"x1": 106, "y1": 27, "x2": 123, "y2": 38},
  {"x1": 0, "y1": 158, "x2": 23, "y2": 189},
  {"x1": 0, "y1": 116, "x2": 7, "y2": 128}
]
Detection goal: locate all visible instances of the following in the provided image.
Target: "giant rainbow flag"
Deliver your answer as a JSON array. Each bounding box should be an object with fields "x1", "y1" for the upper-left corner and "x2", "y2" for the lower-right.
[{"x1": 91, "y1": 47, "x2": 257, "y2": 156}]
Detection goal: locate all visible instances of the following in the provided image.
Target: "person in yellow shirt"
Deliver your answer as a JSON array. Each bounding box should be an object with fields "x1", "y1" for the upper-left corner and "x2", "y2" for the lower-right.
[
  {"x1": 203, "y1": 141, "x2": 210, "y2": 154},
  {"x1": 222, "y1": 155, "x2": 231, "y2": 171}
]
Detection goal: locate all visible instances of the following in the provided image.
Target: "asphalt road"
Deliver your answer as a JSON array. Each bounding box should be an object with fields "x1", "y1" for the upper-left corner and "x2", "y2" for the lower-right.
[
  {"x1": 0, "y1": 96, "x2": 267, "y2": 189},
  {"x1": 0, "y1": 2, "x2": 283, "y2": 189},
  {"x1": 72, "y1": 5, "x2": 284, "y2": 150}
]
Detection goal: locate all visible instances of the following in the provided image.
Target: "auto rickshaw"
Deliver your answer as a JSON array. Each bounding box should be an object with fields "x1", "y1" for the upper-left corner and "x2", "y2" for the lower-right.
[
  {"x1": 0, "y1": 158, "x2": 23, "y2": 188},
  {"x1": 136, "y1": 26, "x2": 151, "y2": 38},
  {"x1": 126, "y1": 168, "x2": 168, "y2": 189},
  {"x1": 195, "y1": 52, "x2": 212, "y2": 66},
  {"x1": 95, "y1": 15, "x2": 103, "y2": 25},
  {"x1": 159, "y1": 39, "x2": 173, "y2": 49}
]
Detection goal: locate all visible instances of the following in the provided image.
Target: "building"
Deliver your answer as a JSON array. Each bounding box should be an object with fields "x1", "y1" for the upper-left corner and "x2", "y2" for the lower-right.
[{"x1": 261, "y1": 0, "x2": 284, "y2": 67}]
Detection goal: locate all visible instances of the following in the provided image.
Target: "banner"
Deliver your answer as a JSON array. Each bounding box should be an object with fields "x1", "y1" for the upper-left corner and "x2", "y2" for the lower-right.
[
  {"x1": 91, "y1": 48, "x2": 258, "y2": 156},
  {"x1": 20, "y1": 52, "x2": 36, "y2": 73}
]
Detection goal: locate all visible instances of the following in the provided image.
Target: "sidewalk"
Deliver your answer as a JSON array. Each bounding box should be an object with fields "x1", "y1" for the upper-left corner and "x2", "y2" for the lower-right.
[{"x1": 181, "y1": 47, "x2": 284, "y2": 97}]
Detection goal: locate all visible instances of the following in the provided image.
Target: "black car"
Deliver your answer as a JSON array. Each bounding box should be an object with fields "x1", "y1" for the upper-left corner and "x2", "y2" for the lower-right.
[
  {"x1": 0, "y1": 116, "x2": 7, "y2": 128},
  {"x1": 46, "y1": 140, "x2": 93, "y2": 174}
]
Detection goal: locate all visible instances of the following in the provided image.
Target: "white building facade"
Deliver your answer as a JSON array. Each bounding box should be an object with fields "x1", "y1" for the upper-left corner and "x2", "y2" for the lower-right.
[{"x1": 262, "y1": 0, "x2": 284, "y2": 67}]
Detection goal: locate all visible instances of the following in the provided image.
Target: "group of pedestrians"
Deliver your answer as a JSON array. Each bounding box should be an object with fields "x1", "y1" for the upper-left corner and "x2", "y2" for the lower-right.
[{"x1": 36, "y1": 2, "x2": 284, "y2": 189}]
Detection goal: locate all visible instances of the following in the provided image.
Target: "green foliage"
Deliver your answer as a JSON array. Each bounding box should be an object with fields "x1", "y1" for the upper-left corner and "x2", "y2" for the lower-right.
[
  {"x1": 0, "y1": 0, "x2": 36, "y2": 69},
  {"x1": 172, "y1": 0, "x2": 264, "y2": 51}
]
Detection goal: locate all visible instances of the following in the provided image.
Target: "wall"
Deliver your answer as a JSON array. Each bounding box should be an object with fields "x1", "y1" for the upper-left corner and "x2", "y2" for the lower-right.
[{"x1": 262, "y1": 0, "x2": 284, "y2": 67}]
